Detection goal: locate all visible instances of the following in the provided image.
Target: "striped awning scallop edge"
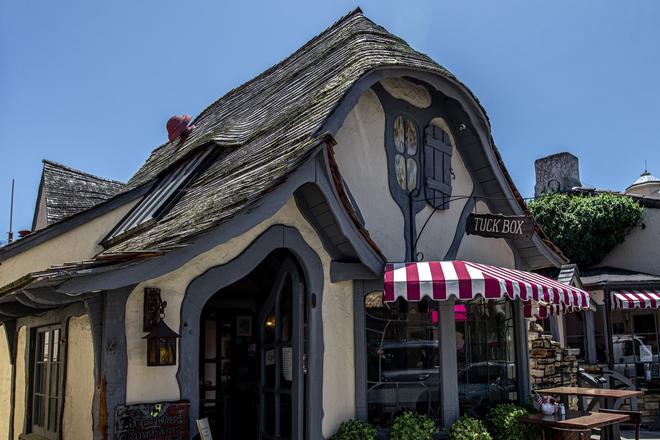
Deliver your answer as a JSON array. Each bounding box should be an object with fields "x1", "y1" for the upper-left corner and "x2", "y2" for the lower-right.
[
  {"x1": 612, "y1": 289, "x2": 660, "y2": 310},
  {"x1": 384, "y1": 261, "x2": 590, "y2": 314}
]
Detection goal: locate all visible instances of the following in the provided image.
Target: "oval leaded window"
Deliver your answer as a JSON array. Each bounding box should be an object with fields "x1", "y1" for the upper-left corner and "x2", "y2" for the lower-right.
[{"x1": 393, "y1": 115, "x2": 419, "y2": 193}]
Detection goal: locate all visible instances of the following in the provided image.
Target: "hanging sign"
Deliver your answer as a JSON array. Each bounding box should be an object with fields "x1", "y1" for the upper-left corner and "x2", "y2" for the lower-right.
[
  {"x1": 466, "y1": 213, "x2": 534, "y2": 239},
  {"x1": 115, "y1": 400, "x2": 189, "y2": 440}
]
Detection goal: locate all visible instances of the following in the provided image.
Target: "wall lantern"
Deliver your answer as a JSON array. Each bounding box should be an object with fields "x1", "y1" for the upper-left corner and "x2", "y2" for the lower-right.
[{"x1": 142, "y1": 287, "x2": 179, "y2": 367}]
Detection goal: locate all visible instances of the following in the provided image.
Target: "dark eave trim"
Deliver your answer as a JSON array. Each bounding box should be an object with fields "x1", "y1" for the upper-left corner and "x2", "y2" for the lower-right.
[
  {"x1": 330, "y1": 261, "x2": 378, "y2": 282},
  {"x1": 54, "y1": 148, "x2": 385, "y2": 295},
  {"x1": 318, "y1": 66, "x2": 565, "y2": 268},
  {"x1": 0, "y1": 182, "x2": 154, "y2": 262}
]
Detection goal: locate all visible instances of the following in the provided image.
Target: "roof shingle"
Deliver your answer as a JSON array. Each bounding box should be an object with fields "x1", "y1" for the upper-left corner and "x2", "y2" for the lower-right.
[
  {"x1": 36, "y1": 160, "x2": 125, "y2": 228},
  {"x1": 103, "y1": 8, "x2": 458, "y2": 253}
]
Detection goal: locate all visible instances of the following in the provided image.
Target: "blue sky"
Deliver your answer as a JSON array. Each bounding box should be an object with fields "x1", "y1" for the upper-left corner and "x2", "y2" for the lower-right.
[{"x1": 1, "y1": 1, "x2": 659, "y2": 241}]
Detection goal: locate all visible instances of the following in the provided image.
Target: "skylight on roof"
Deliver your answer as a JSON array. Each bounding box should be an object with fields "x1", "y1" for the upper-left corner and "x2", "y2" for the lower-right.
[{"x1": 104, "y1": 147, "x2": 214, "y2": 245}]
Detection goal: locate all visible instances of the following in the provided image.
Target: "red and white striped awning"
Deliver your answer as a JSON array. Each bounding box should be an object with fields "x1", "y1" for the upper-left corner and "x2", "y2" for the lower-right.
[
  {"x1": 612, "y1": 290, "x2": 660, "y2": 310},
  {"x1": 384, "y1": 261, "x2": 590, "y2": 313}
]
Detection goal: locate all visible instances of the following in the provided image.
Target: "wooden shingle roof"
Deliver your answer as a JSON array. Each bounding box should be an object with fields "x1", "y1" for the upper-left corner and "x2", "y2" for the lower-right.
[
  {"x1": 103, "y1": 8, "x2": 459, "y2": 253},
  {"x1": 35, "y1": 160, "x2": 125, "y2": 228}
]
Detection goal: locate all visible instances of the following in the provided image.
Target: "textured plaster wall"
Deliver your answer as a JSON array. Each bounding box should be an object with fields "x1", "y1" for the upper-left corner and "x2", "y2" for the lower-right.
[
  {"x1": 599, "y1": 208, "x2": 660, "y2": 276},
  {"x1": 13, "y1": 327, "x2": 25, "y2": 440},
  {"x1": 0, "y1": 199, "x2": 140, "y2": 287},
  {"x1": 456, "y1": 201, "x2": 516, "y2": 268},
  {"x1": 124, "y1": 197, "x2": 355, "y2": 437},
  {"x1": 333, "y1": 88, "x2": 406, "y2": 261},
  {"x1": 0, "y1": 325, "x2": 11, "y2": 440},
  {"x1": 62, "y1": 315, "x2": 94, "y2": 440},
  {"x1": 415, "y1": 117, "x2": 473, "y2": 261}
]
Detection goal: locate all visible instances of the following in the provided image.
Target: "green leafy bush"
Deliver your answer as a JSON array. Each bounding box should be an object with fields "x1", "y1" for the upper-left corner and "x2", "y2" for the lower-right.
[
  {"x1": 486, "y1": 403, "x2": 537, "y2": 440},
  {"x1": 389, "y1": 411, "x2": 437, "y2": 440},
  {"x1": 528, "y1": 193, "x2": 643, "y2": 267},
  {"x1": 446, "y1": 415, "x2": 492, "y2": 440},
  {"x1": 330, "y1": 419, "x2": 377, "y2": 440}
]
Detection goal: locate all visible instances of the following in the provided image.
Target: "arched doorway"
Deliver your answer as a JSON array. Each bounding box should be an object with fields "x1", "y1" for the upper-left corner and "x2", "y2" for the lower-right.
[
  {"x1": 198, "y1": 251, "x2": 306, "y2": 439},
  {"x1": 178, "y1": 225, "x2": 325, "y2": 440}
]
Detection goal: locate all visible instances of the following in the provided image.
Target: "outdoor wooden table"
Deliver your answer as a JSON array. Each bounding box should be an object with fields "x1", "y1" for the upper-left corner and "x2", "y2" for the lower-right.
[
  {"x1": 537, "y1": 387, "x2": 643, "y2": 439},
  {"x1": 520, "y1": 410, "x2": 629, "y2": 439},
  {"x1": 540, "y1": 386, "x2": 643, "y2": 406}
]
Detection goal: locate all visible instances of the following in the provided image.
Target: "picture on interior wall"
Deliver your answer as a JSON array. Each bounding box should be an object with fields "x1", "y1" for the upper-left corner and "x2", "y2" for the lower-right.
[{"x1": 236, "y1": 315, "x2": 252, "y2": 337}]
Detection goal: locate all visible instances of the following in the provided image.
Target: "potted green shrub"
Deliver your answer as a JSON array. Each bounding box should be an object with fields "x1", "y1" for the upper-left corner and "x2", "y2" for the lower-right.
[
  {"x1": 389, "y1": 411, "x2": 437, "y2": 440},
  {"x1": 330, "y1": 419, "x2": 377, "y2": 440},
  {"x1": 486, "y1": 403, "x2": 537, "y2": 440},
  {"x1": 446, "y1": 415, "x2": 492, "y2": 440}
]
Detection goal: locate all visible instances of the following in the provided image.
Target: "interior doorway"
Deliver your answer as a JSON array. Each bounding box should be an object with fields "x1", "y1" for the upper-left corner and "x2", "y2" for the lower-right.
[{"x1": 199, "y1": 251, "x2": 306, "y2": 440}]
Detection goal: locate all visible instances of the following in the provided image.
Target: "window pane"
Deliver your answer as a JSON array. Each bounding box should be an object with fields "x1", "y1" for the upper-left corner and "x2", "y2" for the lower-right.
[
  {"x1": 43, "y1": 331, "x2": 50, "y2": 362},
  {"x1": 365, "y1": 294, "x2": 440, "y2": 427},
  {"x1": 457, "y1": 300, "x2": 517, "y2": 417},
  {"x1": 395, "y1": 154, "x2": 407, "y2": 190},
  {"x1": 34, "y1": 363, "x2": 44, "y2": 394},
  {"x1": 405, "y1": 119, "x2": 417, "y2": 155},
  {"x1": 406, "y1": 158, "x2": 417, "y2": 192},
  {"x1": 52, "y1": 329, "x2": 60, "y2": 362},
  {"x1": 565, "y1": 312, "x2": 585, "y2": 361},
  {"x1": 49, "y1": 397, "x2": 59, "y2": 432},
  {"x1": 263, "y1": 394, "x2": 275, "y2": 435},
  {"x1": 49, "y1": 363, "x2": 60, "y2": 397},
  {"x1": 280, "y1": 278, "x2": 292, "y2": 343},
  {"x1": 280, "y1": 393, "x2": 292, "y2": 438},
  {"x1": 394, "y1": 116, "x2": 405, "y2": 153},
  {"x1": 33, "y1": 395, "x2": 44, "y2": 427},
  {"x1": 611, "y1": 310, "x2": 660, "y2": 379},
  {"x1": 264, "y1": 309, "x2": 276, "y2": 345}
]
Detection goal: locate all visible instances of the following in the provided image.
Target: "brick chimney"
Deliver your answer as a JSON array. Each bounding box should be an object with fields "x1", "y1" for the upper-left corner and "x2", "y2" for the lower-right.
[{"x1": 534, "y1": 152, "x2": 581, "y2": 197}]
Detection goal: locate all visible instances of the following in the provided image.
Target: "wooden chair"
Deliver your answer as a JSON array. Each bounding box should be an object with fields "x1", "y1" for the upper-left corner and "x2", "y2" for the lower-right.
[
  {"x1": 599, "y1": 408, "x2": 643, "y2": 440},
  {"x1": 540, "y1": 426, "x2": 592, "y2": 440}
]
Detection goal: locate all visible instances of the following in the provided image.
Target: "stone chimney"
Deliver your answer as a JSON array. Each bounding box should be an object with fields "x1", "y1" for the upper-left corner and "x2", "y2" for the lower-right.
[{"x1": 534, "y1": 153, "x2": 581, "y2": 197}]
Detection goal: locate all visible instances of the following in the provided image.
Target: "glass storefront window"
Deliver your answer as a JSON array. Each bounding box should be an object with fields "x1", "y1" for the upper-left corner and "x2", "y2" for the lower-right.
[
  {"x1": 456, "y1": 299, "x2": 517, "y2": 417},
  {"x1": 365, "y1": 293, "x2": 440, "y2": 427},
  {"x1": 565, "y1": 312, "x2": 586, "y2": 361},
  {"x1": 611, "y1": 310, "x2": 660, "y2": 380},
  {"x1": 364, "y1": 293, "x2": 519, "y2": 425}
]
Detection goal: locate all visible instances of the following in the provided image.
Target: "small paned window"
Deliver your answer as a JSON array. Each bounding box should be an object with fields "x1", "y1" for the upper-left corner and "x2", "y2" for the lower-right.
[
  {"x1": 393, "y1": 116, "x2": 419, "y2": 193},
  {"x1": 31, "y1": 325, "x2": 65, "y2": 439}
]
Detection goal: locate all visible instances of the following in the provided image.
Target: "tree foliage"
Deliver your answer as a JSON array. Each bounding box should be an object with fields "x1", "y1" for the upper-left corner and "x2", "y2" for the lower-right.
[{"x1": 527, "y1": 193, "x2": 644, "y2": 268}]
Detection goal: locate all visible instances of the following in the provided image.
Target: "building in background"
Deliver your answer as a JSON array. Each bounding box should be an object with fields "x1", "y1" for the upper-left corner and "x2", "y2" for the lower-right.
[{"x1": 535, "y1": 153, "x2": 660, "y2": 427}]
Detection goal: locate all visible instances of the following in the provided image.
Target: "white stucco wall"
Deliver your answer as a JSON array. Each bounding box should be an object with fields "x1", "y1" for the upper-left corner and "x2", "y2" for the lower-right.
[
  {"x1": 62, "y1": 315, "x2": 94, "y2": 440},
  {"x1": 13, "y1": 327, "x2": 25, "y2": 440},
  {"x1": 332, "y1": 88, "x2": 510, "y2": 266},
  {"x1": 332, "y1": 88, "x2": 406, "y2": 261},
  {"x1": 599, "y1": 207, "x2": 660, "y2": 276},
  {"x1": 0, "y1": 198, "x2": 140, "y2": 287},
  {"x1": 0, "y1": 325, "x2": 11, "y2": 440},
  {"x1": 456, "y1": 201, "x2": 516, "y2": 268},
  {"x1": 124, "y1": 197, "x2": 355, "y2": 437},
  {"x1": 415, "y1": 117, "x2": 474, "y2": 261}
]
